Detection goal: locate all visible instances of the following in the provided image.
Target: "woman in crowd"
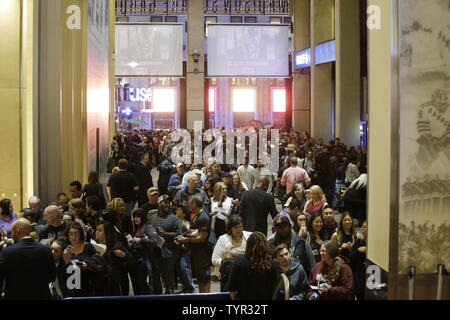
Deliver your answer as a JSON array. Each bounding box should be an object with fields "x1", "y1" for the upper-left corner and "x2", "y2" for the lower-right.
[
  {"x1": 307, "y1": 240, "x2": 354, "y2": 300},
  {"x1": 294, "y1": 212, "x2": 309, "y2": 238},
  {"x1": 331, "y1": 212, "x2": 356, "y2": 260},
  {"x1": 51, "y1": 238, "x2": 70, "y2": 299},
  {"x1": 107, "y1": 197, "x2": 132, "y2": 235},
  {"x1": 96, "y1": 220, "x2": 134, "y2": 296},
  {"x1": 212, "y1": 215, "x2": 251, "y2": 291},
  {"x1": 0, "y1": 199, "x2": 18, "y2": 238},
  {"x1": 344, "y1": 154, "x2": 361, "y2": 187},
  {"x1": 62, "y1": 221, "x2": 97, "y2": 297},
  {"x1": 282, "y1": 182, "x2": 307, "y2": 209},
  {"x1": 82, "y1": 171, "x2": 106, "y2": 210},
  {"x1": 128, "y1": 208, "x2": 157, "y2": 295},
  {"x1": 202, "y1": 176, "x2": 216, "y2": 200},
  {"x1": 173, "y1": 205, "x2": 195, "y2": 293},
  {"x1": 69, "y1": 198, "x2": 92, "y2": 239},
  {"x1": 63, "y1": 211, "x2": 75, "y2": 223},
  {"x1": 349, "y1": 220, "x2": 367, "y2": 300},
  {"x1": 305, "y1": 213, "x2": 326, "y2": 263},
  {"x1": 231, "y1": 172, "x2": 248, "y2": 196},
  {"x1": 210, "y1": 182, "x2": 233, "y2": 239},
  {"x1": 304, "y1": 185, "x2": 328, "y2": 217},
  {"x1": 225, "y1": 232, "x2": 279, "y2": 300}
]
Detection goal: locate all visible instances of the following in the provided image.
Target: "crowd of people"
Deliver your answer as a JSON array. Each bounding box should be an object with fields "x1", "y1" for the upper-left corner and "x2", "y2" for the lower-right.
[{"x1": 0, "y1": 127, "x2": 368, "y2": 300}]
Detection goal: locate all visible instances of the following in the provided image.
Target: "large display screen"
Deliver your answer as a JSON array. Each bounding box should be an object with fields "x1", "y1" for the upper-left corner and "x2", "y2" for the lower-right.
[
  {"x1": 115, "y1": 24, "x2": 183, "y2": 76},
  {"x1": 207, "y1": 24, "x2": 290, "y2": 77}
]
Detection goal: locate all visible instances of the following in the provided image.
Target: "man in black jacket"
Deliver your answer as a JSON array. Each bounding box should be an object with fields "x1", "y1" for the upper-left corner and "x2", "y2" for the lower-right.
[
  {"x1": 135, "y1": 152, "x2": 154, "y2": 208},
  {"x1": 239, "y1": 176, "x2": 278, "y2": 236},
  {"x1": 0, "y1": 219, "x2": 56, "y2": 300}
]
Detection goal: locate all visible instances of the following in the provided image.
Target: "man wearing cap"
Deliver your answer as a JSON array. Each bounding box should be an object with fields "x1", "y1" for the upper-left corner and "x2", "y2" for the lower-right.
[
  {"x1": 168, "y1": 163, "x2": 185, "y2": 198},
  {"x1": 140, "y1": 187, "x2": 160, "y2": 217},
  {"x1": 149, "y1": 195, "x2": 182, "y2": 294},
  {"x1": 268, "y1": 214, "x2": 315, "y2": 277}
]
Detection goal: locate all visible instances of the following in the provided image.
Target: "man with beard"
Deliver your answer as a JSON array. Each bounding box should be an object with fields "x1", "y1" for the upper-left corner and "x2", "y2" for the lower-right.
[
  {"x1": 149, "y1": 195, "x2": 182, "y2": 294},
  {"x1": 140, "y1": 187, "x2": 159, "y2": 217},
  {"x1": 268, "y1": 214, "x2": 315, "y2": 277},
  {"x1": 322, "y1": 205, "x2": 337, "y2": 240}
]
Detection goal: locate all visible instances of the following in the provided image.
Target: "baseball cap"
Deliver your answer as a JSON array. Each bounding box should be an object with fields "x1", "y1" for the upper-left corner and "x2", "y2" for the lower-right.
[
  {"x1": 274, "y1": 214, "x2": 291, "y2": 227},
  {"x1": 158, "y1": 194, "x2": 170, "y2": 204},
  {"x1": 192, "y1": 169, "x2": 202, "y2": 175},
  {"x1": 222, "y1": 172, "x2": 232, "y2": 178},
  {"x1": 147, "y1": 187, "x2": 159, "y2": 195},
  {"x1": 175, "y1": 163, "x2": 184, "y2": 168}
]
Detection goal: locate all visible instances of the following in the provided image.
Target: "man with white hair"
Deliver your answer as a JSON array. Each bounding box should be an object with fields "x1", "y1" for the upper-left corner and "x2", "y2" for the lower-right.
[
  {"x1": 28, "y1": 196, "x2": 46, "y2": 225},
  {"x1": 173, "y1": 172, "x2": 210, "y2": 212}
]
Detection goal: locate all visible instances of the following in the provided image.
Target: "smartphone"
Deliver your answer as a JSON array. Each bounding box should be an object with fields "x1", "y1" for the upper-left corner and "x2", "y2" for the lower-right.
[{"x1": 76, "y1": 261, "x2": 84, "y2": 266}]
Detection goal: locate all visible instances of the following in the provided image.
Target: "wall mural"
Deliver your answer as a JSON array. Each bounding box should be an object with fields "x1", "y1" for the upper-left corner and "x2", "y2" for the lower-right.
[{"x1": 398, "y1": 0, "x2": 450, "y2": 274}]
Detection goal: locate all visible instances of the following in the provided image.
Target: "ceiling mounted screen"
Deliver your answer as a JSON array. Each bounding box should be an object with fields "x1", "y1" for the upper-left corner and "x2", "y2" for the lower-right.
[
  {"x1": 115, "y1": 24, "x2": 183, "y2": 77},
  {"x1": 207, "y1": 24, "x2": 290, "y2": 77}
]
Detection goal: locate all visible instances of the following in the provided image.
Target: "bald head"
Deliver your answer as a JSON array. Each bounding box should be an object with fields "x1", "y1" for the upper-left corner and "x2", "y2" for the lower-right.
[
  {"x1": 44, "y1": 205, "x2": 63, "y2": 227},
  {"x1": 11, "y1": 218, "x2": 32, "y2": 242}
]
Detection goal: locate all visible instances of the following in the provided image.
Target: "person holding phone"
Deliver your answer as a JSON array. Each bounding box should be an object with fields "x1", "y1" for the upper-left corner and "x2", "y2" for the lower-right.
[{"x1": 62, "y1": 222, "x2": 96, "y2": 297}]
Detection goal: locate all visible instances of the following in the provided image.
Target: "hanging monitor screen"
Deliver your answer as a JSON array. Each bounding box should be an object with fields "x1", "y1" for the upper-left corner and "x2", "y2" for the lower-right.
[
  {"x1": 115, "y1": 24, "x2": 183, "y2": 76},
  {"x1": 207, "y1": 24, "x2": 290, "y2": 77}
]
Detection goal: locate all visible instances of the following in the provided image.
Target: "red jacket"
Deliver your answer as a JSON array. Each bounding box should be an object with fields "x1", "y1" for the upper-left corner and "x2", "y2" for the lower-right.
[{"x1": 307, "y1": 258, "x2": 354, "y2": 300}]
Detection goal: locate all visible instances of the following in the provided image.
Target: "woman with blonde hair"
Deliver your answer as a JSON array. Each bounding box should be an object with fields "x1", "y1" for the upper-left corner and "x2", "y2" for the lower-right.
[
  {"x1": 304, "y1": 185, "x2": 328, "y2": 217},
  {"x1": 225, "y1": 232, "x2": 279, "y2": 300},
  {"x1": 107, "y1": 197, "x2": 132, "y2": 235},
  {"x1": 210, "y1": 182, "x2": 233, "y2": 239}
]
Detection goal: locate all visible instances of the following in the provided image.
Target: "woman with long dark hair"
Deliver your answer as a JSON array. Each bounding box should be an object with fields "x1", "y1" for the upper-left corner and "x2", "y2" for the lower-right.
[
  {"x1": 225, "y1": 232, "x2": 279, "y2": 300},
  {"x1": 96, "y1": 220, "x2": 134, "y2": 296},
  {"x1": 305, "y1": 213, "x2": 326, "y2": 263},
  {"x1": 331, "y1": 212, "x2": 356, "y2": 260}
]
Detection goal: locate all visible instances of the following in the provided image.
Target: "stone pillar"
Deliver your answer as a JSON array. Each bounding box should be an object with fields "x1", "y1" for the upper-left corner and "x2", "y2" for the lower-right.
[
  {"x1": 257, "y1": 79, "x2": 271, "y2": 124},
  {"x1": 292, "y1": 0, "x2": 311, "y2": 132},
  {"x1": 335, "y1": 0, "x2": 361, "y2": 146},
  {"x1": 216, "y1": 78, "x2": 232, "y2": 128},
  {"x1": 186, "y1": 0, "x2": 205, "y2": 129},
  {"x1": 311, "y1": 0, "x2": 334, "y2": 141},
  {"x1": 0, "y1": 0, "x2": 38, "y2": 210}
]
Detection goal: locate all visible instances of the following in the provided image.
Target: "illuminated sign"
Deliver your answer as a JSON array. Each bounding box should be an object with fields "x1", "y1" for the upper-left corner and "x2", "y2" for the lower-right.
[
  {"x1": 205, "y1": 0, "x2": 291, "y2": 16},
  {"x1": 294, "y1": 48, "x2": 311, "y2": 69},
  {"x1": 116, "y1": 0, "x2": 187, "y2": 16},
  {"x1": 129, "y1": 88, "x2": 152, "y2": 102},
  {"x1": 315, "y1": 40, "x2": 336, "y2": 65},
  {"x1": 122, "y1": 107, "x2": 133, "y2": 116}
]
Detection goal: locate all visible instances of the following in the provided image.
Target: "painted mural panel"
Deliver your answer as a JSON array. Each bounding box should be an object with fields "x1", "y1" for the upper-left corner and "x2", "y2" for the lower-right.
[{"x1": 398, "y1": 0, "x2": 450, "y2": 274}]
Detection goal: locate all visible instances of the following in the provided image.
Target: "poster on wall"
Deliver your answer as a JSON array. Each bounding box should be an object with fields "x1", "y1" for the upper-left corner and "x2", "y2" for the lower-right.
[
  {"x1": 87, "y1": 0, "x2": 110, "y2": 176},
  {"x1": 398, "y1": 0, "x2": 450, "y2": 275}
]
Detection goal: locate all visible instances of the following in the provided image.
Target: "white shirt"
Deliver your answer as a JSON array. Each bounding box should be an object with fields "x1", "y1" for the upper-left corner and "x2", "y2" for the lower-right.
[{"x1": 237, "y1": 165, "x2": 255, "y2": 191}]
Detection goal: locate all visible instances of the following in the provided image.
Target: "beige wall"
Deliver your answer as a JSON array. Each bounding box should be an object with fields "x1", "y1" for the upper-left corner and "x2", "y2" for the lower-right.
[
  {"x1": 0, "y1": 0, "x2": 38, "y2": 211},
  {"x1": 367, "y1": 0, "x2": 393, "y2": 272}
]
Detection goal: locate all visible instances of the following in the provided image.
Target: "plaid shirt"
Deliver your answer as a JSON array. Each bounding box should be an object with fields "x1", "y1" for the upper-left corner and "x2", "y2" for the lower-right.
[{"x1": 150, "y1": 211, "x2": 182, "y2": 258}]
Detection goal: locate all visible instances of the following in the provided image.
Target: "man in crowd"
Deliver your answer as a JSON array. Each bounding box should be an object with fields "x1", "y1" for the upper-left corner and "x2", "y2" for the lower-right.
[
  {"x1": 269, "y1": 214, "x2": 315, "y2": 277},
  {"x1": 107, "y1": 158, "x2": 139, "y2": 217},
  {"x1": 173, "y1": 172, "x2": 210, "y2": 212},
  {"x1": 28, "y1": 196, "x2": 46, "y2": 225},
  {"x1": 252, "y1": 159, "x2": 274, "y2": 194},
  {"x1": 176, "y1": 194, "x2": 211, "y2": 293},
  {"x1": 140, "y1": 187, "x2": 159, "y2": 217},
  {"x1": 85, "y1": 195, "x2": 103, "y2": 232},
  {"x1": 279, "y1": 198, "x2": 304, "y2": 228},
  {"x1": 322, "y1": 205, "x2": 337, "y2": 240},
  {"x1": 56, "y1": 193, "x2": 69, "y2": 211},
  {"x1": 135, "y1": 152, "x2": 154, "y2": 208},
  {"x1": 150, "y1": 195, "x2": 182, "y2": 294},
  {"x1": 237, "y1": 156, "x2": 255, "y2": 191},
  {"x1": 222, "y1": 172, "x2": 240, "y2": 200},
  {"x1": 274, "y1": 244, "x2": 309, "y2": 300},
  {"x1": 69, "y1": 181, "x2": 83, "y2": 200},
  {"x1": 168, "y1": 163, "x2": 185, "y2": 198},
  {"x1": 239, "y1": 176, "x2": 278, "y2": 236},
  {"x1": 38, "y1": 205, "x2": 67, "y2": 246},
  {"x1": 281, "y1": 157, "x2": 311, "y2": 195},
  {"x1": 0, "y1": 219, "x2": 56, "y2": 300}
]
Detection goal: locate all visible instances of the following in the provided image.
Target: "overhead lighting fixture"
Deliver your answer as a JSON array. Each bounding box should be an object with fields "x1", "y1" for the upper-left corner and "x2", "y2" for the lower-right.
[{"x1": 128, "y1": 62, "x2": 138, "y2": 68}]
